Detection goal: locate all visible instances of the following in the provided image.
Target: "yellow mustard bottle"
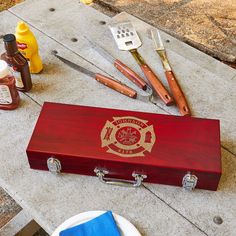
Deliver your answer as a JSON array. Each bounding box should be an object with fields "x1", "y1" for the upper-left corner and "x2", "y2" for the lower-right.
[{"x1": 15, "y1": 21, "x2": 43, "y2": 74}]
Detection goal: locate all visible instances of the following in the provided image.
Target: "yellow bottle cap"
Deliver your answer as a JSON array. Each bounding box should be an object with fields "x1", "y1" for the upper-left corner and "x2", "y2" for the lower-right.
[
  {"x1": 80, "y1": 0, "x2": 93, "y2": 5},
  {"x1": 16, "y1": 21, "x2": 29, "y2": 34}
]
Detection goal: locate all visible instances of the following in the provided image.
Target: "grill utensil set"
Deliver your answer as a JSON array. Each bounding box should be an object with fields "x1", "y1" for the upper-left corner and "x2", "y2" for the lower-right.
[{"x1": 53, "y1": 19, "x2": 191, "y2": 116}]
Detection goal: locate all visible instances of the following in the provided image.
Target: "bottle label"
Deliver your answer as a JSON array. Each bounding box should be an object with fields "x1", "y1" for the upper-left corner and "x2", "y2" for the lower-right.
[
  {"x1": 0, "y1": 85, "x2": 13, "y2": 105},
  {"x1": 17, "y1": 42, "x2": 28, "y2": 50},
  {"x1": 10, "y1": 66, "x2": 24, "y2": 89},
  {"x1": 15, "y1": 76, "x2": 24, "y2": 89}
]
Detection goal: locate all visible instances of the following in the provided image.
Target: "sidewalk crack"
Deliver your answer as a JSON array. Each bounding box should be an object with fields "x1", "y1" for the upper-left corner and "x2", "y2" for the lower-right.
[{"x1": 143, "y1": 185, "x2": 209, "y2": 236}]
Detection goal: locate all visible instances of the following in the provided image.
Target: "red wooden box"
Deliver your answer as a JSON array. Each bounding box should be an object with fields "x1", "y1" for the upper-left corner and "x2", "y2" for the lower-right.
[{"x1": 26, "y1": 102, "x2": 221, "y2": 191}]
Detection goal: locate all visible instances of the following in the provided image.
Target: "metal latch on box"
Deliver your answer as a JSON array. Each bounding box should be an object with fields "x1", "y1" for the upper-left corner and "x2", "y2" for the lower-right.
[
  {"x1": 182, "y1": 173, "x2": 198, "y2": 191},
  {"x1": 47, "y1": 157, "x2": 61, "y2": 174}
]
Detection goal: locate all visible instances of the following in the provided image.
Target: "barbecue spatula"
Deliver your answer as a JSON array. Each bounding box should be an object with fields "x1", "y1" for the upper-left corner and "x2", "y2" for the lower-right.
[{"x1": 109, "y1": 21, "x2": 174, "y2": 106}]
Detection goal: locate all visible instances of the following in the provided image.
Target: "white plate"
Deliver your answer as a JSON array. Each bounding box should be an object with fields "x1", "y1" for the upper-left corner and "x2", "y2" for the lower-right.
[{"x1": 52, "y1": 211, "x2": 141, "y2": 236}]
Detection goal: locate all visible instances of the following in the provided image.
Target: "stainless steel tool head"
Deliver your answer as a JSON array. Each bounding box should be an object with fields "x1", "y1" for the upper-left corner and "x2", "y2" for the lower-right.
[
  {"x1": 149, "y1": 29, "x2": 165, "y2": 51},
  {"x1": 109, "y1": 21, "x2": 142, "y2": 51},
  {"x1": 53, "y1": 53, "x2": 95, "y2": 78},
  {"x1": 85, "y1": 36, "x2": 115, "y2": 64},
  {"x1": 147, "y1": 29, "x2": 172, "y2": 71}
]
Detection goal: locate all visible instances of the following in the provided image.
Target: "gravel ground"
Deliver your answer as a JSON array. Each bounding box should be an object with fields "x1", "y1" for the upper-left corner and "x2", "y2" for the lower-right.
[
  {"x1": 0, "y1": 187, "x2": 22, "y2": 228},
  {"x1": 0, "y1": 0, "x2": 23, "y2": 12},
  {"x1": 0, "y1": 186, "x2": 48, "y2": 235}
]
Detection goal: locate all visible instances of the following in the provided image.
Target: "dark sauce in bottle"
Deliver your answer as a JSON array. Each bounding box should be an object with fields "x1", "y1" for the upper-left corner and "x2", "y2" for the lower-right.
[{"x1": 1, "y1": 34, "x2": 32, "y2": 92}]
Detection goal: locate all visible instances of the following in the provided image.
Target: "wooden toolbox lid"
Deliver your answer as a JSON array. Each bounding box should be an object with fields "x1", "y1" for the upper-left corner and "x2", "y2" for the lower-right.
[{"x1": 27, "y1": 102, "x2": 221, "y2": 173}]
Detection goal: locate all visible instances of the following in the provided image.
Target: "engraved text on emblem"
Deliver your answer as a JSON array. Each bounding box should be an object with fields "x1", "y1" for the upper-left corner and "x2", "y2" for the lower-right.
[{"x1": 101, "y1": 116, "x2": 156, "y2": 158}]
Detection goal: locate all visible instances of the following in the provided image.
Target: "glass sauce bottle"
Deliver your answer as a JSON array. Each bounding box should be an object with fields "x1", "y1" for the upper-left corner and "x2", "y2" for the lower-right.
[
  {"x1": 0, "y1": 60, "x2": 20, "y2": 110},
  {"x1": 1, "y1": 34, "x2": 32, "y2": 92}
]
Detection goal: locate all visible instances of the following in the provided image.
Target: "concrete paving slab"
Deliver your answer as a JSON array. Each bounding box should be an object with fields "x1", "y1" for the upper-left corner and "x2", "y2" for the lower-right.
[
  {"x1": 0, "y1": 10, "x2": 207, "y2": 236},
  {"x1": 0, "y1": 1, "x2": 235, "y2": 235},
  {"x1": 9, "y1": 1, "x2": 236, "y2": 154}
]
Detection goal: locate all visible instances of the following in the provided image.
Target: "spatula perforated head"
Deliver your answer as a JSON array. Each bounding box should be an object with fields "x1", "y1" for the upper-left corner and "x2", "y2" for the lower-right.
[{"x1": 109, "y1": 21, "x2": 142, "y2": 51}]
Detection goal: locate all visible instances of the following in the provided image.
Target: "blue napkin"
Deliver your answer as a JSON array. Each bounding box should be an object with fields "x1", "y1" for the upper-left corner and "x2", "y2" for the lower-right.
[{"x1": 59, "y1": 211, "x2": 121, "y2": 236}]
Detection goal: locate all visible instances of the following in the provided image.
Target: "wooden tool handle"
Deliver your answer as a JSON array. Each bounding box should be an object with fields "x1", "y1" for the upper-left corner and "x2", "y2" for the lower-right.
[
  {"x1": 114, "y1": 59, "x2": 147, "y2": 90},
  {"x1": 165, "y1": 71, "x2": 191, "y2": 116},
  {"x1": 95, "y1": 73, "x2": 137, "y2": 99},
  {"x1": 140, "y1": 64, "x2": 174, "y2": 106}
]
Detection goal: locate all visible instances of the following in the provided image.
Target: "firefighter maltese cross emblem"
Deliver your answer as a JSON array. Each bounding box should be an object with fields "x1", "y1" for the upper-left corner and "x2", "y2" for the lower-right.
[{"x1": 101, "y1": 116, "x2": 156, "y2": 158}]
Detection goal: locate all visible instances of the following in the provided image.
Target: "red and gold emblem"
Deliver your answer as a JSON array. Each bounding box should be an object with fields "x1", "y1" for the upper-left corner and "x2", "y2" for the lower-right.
[{"x1": 101, "y1": 116, "x2": 156, "y2": 157}]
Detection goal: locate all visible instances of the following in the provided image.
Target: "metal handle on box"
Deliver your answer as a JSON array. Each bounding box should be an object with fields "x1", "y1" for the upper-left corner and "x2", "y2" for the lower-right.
[{"x1": 94, "y1": 167, "x2": 147, "y2": 187}]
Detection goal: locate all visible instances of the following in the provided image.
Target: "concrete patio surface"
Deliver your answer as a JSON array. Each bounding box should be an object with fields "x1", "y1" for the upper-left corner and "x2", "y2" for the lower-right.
[{"x1": 0, "y1": 0, "x2": 235, "y2": 235}]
